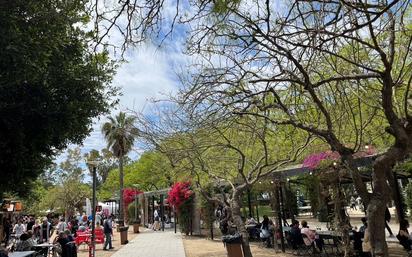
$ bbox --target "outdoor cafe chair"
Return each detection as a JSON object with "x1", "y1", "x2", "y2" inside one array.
[
  {"x1": 318, "y1": 233, "x2": 342, "y2": 257},
  {"x1": 292, "y1": 234, "x2": 314, "y2": 256}
]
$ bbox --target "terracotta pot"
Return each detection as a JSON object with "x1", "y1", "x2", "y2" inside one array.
[{"x1": 133, "y1": 223, "x2": 140, "y2": 233}]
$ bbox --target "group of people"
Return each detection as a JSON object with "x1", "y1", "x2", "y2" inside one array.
[
  {"x1": 245, "y1": 215, "x2": 277, "y2": 247},
  {"x1": 2, "y1": 216, "x2": 54, "y2": 247},
  {"x1": 245, "y1": 215, "x2": 325, "y2": 250},
  {"x1": 0, "y1": 212, "x2": 116, "y2": 257},
  {"x1": 286, "y1": 219, "x2": 324, "y2": 252}
]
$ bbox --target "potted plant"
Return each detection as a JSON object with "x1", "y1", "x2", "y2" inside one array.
[{"x1": 128, "y1": 203, "x2": 141, "y2": 233}]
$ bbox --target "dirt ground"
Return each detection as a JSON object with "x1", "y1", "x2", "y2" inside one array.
[
  {"x1": 77, "y1": 228, "x2": 139, "y2": 257},
  {"x1": 183, "y1": 236, "x2": 293, "y2": 257}
]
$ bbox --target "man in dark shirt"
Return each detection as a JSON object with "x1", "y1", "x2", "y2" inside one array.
[
  {"x1": 103, "y1": 216, "x2": 114, "y2": 251},
  {"x1": 26, "y1": 217, "x2": 35, "y2": 231},
  {"x1": 57, "y1": 232, "x2": 70, "y2": 257},
  {"x1": 40, "y1": 219, "x2": 51, "y2": 243},
  {"x1": 289, "y1": 220, "x2": 304, "y2": 249}
]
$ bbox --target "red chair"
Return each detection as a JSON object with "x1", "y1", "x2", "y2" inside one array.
[
  {"x1": 75, "y1": 231, "x2": 91, "y2": 246},
  {"x1": 94, "y1": 229, "x2": 105, "y2": 244}
]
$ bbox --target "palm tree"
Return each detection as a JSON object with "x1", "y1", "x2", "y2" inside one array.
[{"x1": 102, "y1": 112, "x2": 138, "y2": 226}]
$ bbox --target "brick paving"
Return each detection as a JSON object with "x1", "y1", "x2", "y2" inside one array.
[{"x1": 110, "y1": 229, "x2": 186, "y2": 257}]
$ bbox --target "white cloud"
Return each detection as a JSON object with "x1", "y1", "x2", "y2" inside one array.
[
  {"x1": 56, "y1": 1, "x2": 193, "y2": 164},
  {"x1": 57, "y1": 40, "x2": 186, "y2": 163}
]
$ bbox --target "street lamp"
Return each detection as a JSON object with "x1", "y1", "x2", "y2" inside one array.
[{"x1": 86, "y1": 160, "x2": 100, "y2": 257}]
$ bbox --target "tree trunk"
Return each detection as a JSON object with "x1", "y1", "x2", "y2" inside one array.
[
  {"x1": 386, "y1": 170, "x2": 405, "y2": 224},
  {"x1": 368, "y1": 154, "x2": 394, "y2": 257},
  {"x1": 367, "y1": 197, "x2": 388, "y2": 257},
  {"x1": 231, "y1": 192, "x2": 253, "y2": 257},
  {"x1": 119, "y1": 154, "x2": 125, "y2": 226},
  {"x1": 333, "y1": 183, "x2": 352, "y2": 257}
]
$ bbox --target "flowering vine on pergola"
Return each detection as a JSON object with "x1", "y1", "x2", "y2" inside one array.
[{"x1": 302, "y1": 146, "x2": 377, "y2": 171}]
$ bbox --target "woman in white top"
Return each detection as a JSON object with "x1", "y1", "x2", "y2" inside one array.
[{"x1": 13, "y1": 220, "x2": 26, "y2": 238}]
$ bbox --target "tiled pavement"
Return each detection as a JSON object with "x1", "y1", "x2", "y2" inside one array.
[{"x1": 110, "y1": 229, "x2": 186, "y2": 257}]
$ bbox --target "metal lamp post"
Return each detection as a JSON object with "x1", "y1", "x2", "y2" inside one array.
[{"x1": 87, "y1": 160, "x2": 100, "y2": 257}]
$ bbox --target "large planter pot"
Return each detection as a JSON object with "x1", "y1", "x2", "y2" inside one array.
[
  {"x1": 119, "y1": 226, "x2": 129, "y2": 245},
  {"x1": 133, "y1": 223, "x2": 140, "y2": 233}
]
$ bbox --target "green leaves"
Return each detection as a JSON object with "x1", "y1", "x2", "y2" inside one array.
[
  {"x1": 102, "y1": 112, "x2": 138, "y2": 158},
  {"x1": 212, "y1": 0, "x2": 241, "y2": 14},
  {"x1": 0, "y1": 0, "x2": 117, "y2": 196}
]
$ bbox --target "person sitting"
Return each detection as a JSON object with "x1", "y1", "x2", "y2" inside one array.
[
  {"x1": 26, "y1": 231, "x2": 36, "y2": 245},
  {"x1": 397, "y1": 219, "x2": 412, "y2": 251},
  {"x1": 245, "y1": 215, "x2": 258, "y2": 239},
  {"x1": 64, "y1": 230, "x2": 74, "y2": 242},
  {"x1": 288, "y1": 220, "x2": 304, "y2": 249},
  {"x1": 95, "y1": 222, "x2": 102, "y2": 230},
  {"x1": 353, "y1": 218, "x2": 367, "y2": 255},
  {"x1": 301, "y1": 220, "x2": 323, "y2": 252},
  {"x1": 246, "y1": 215, "x2": 257, "y2": 225},
  {"x1": 0, "y1": 246, "x2": 8, "y2": 257},
  {"x1": 79, "y1": 215, "x2": 88, "y2": 228},
  {"x1": 259, "y1": 216, "x2": 272, "y2": 248},
  {"x1": 359, "y1": 217, "x2": 367, "y2": 236},
  {"x1": 78, "y1": 225, "x2": 86, "y2": 232},
  {"x1": 15, "y1": 233, "x2": 34, "y2": 251}
]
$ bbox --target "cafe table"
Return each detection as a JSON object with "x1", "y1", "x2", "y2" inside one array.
[
  {"x1": 33, "y1": 243, "x2": 54, "y2": 256},
  {"x1": 9, "y1": 251, "x2": 36, "y2": 257}
]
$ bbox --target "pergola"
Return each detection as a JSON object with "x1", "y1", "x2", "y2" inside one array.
[
  {"x1": 249, "y1": 153, "x2": 410, "y2": 252},
  {"x1": 139, "y1": 188, "x2": 170, "y2": 231}
]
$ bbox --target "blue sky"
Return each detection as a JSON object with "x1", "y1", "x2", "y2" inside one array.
[
  {"x1": 55, "y1": 0, "x2": 287, "y2": 164},
  {"x1": 56, "y1": 15, "x2": 189, "y2": 164}
]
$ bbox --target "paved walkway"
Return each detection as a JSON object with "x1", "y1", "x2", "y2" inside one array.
[{"x1": 111, "y1": 229, "x2": 186, "y2": 257}]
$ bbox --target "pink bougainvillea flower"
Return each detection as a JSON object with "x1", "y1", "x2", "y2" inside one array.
[
  {"x1": 302, "y1": 147, "x2": 376, "y2": 170},
  {"x1": 167, "y1": 181, "x2": 194, "y2": 211},
  {"x1": 123, "y1": 188, "x2": 143, "y2": 207}
]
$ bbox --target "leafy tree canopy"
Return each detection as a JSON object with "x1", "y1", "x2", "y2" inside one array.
[
  {"x1": 0, "y1": 0, "x2": 117, "y2": 196},
  {"x1": 99, "y1": 151, "x2": 176, "y2": 199}
]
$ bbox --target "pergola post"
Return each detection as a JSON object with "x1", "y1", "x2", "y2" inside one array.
[
  {"x1": 256, "y1": 200, "x2": 260, "y2": 223},
  {"x1": 160, "y1": 194, "x2": 165, "y2": 231},
  {"x1": 247, "y1": 188, "x2": 253, "y2": 218},
  {"x1": 392, "y1": 171, "x2": 405, "y2": 222},
  {"x1": 279, "y1": 184, "x2": 288, "y2": 226},
  {"x1": 275, "y1": 183, "x2": 285, "y2": 252},
  {"x1": 174, "y1": 207, "x2": 177, "y2": 233},
  {"x1": 151, "y1": 196, "x2": 155, "y2": 224}
]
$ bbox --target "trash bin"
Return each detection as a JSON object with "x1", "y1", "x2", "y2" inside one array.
[
  {"x1": 119, "y1": 226, "x2": 129, "y2": 245},
  {"x1": 222, "y1": 233, "x2": 243, "y2": 257}
]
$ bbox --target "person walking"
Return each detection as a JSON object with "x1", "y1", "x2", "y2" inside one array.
[
  {"x1": 103, "y1": 216, "x2": 114, "y2": 251},
  {"x1": 153, "y1": 208, "x2": 160, "y2": 231}
]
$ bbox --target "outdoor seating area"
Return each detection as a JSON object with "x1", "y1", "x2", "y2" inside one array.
[
  {"x1": 0, "y1": 210, "x2": 118, "y2": 257},
  {"x1": 3, "y1": 1, "x2": 412, "y2": 257}
]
